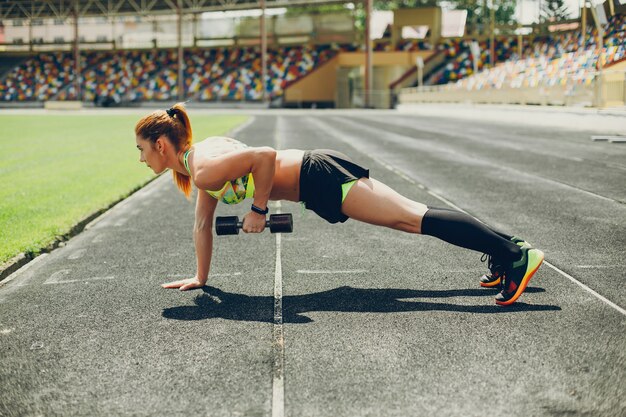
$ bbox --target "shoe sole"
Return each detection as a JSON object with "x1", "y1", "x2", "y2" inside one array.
[
  {"x1": 480, "y1": 277, "x2": 501, "y2": 288},
  {"x1": 495, "y1": 249, "x2": 545, "y2": 306}
]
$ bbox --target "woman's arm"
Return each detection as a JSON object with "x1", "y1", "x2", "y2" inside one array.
[
  {"x1": 162, "y1": 188, "x2": 218, "y2": 290},
  {"x1": 193, "y1": 146, "x2": 277, "y2": 233},
  {"x1": 193, "y1": 146, "x2": 276, "y2": 205}
]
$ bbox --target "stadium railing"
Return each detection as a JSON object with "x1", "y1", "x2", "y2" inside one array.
[{"x1": 398, "y1": 69, "x2": 625, "y2": 108}]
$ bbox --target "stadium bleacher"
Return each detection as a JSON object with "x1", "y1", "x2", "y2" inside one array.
[
  {"x1": 436, "y1": 13, "x2": 625, "y2": 91},
  {"x1": 0, "y1": 44, "x2": 342, "y2": 103},
  {"x1": 0, "y1": 12, "x2": 623, "y2": 103}
]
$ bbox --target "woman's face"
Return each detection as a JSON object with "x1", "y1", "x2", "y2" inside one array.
[{"x1": 136, "y1": 136, "x2": 167, "y2": 174}]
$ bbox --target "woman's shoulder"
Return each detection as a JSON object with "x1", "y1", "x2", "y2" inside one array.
[
  {"x1": 197, "y1": 136, "x2": 247, "y2": 147},
  {"x1": 194, "y1": 136, "x2": 247, "y2": 157}
]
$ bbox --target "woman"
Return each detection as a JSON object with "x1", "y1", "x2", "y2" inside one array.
[{"x1": 135, "y1": 103, "x2": 544, "y2": 306}]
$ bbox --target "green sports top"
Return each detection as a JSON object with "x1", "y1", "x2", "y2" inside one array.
[{"x1": 183, "y1": 148, "x2": 255, "y2": 205}]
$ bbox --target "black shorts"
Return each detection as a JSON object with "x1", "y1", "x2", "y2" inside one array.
[{"x1": 299, "y1": 149, "x2": 370, "y2": 224}]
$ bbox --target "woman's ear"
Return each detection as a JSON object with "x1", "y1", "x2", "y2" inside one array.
[{"x1": 155, "y1": 136, "x2": 166, "y2": 155}]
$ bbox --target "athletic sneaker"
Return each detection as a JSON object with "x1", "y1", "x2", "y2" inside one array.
[
  {"x1": 479, "y1": 254, "x2": 506, "y2": 288},
  {"x1": 479, "y1": 237, "x2": 530, "y2": 287},
  {"x1": 495, "y1": 247, "x2": 545, "y2": 306}
]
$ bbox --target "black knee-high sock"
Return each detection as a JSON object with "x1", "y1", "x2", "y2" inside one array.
[
  {"x1": 428, "y1": 206, "x2": 513, "y2": 241},
  {"x1": 421, "y1": 207, "x2": 521, "y2": 263}
]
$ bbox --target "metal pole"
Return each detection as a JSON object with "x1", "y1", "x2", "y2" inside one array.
[
  {"x1": 518, "y1": 0, "x2": 523, "y2": 57},
  {"x1": 73, "y1": 5, "x2": 81, "y2": 101},
  {"x1": 177, "y1": 0, "x2": 184, "y2": 101},
  {"x1": 111, "y1": 16, "x2": 116, "y2": 50},
  {"x1": 581, "y1": 0, "x2": 587, "y2": 48},
  {"x1": 261, "y1": 0, "x2": 267, "y2": 103},
  {"x1": 589, "y1": 4, "x2": 604, "y2": 106},
  {"x1": 365, "y1": 0, "x2": 372, "y2": 108},
  {"x1": 490, "y1": 0, "x2": 495, "y2": 68},
  {"x1": 153, "y1": 17, "x2": 158, "y2": 48},
  {"x1": 28, "y1": 18, "x2": 33, "y2": 52},
  {"x1": 483, "y1": 0, "x2": 488, "y2": 35},
  {"x1": 193, "y1": 13, "x2": 198, "y2": 48}
]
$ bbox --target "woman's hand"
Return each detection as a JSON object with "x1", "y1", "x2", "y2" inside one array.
[
  {"x1": 161, "y1": 276, "x2": 206, "y2": 291},
  {"x1": 242, "y1": 211, "x2": 267, "y2": 233}
]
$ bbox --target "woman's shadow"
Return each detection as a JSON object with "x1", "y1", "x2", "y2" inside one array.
[{"x1": 162, "y1": 285, "x2": 560, "y2": 324}]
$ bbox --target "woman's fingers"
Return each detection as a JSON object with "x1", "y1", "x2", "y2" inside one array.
[
  {"x1": 162, "y1": 278, "x2": 203, "y2": 291},
  {"x1": 162, "y1": 278, "x2": 192, "y2": 289},
  {"x1": 161, "y1": 280, "x2": 184, "y2": 288}
]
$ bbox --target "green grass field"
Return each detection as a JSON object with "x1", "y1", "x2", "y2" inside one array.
[{"x1": 0, "y1": 113, "x2": 248, "y2": 265}]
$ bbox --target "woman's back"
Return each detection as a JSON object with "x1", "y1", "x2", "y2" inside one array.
[{"x1": 193, "y1": 136, "x2": 247, "y2": 159}]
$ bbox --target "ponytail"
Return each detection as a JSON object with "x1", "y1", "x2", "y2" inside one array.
[
  {"x1": 135, "y1": 102, "x2": 193, "y2": 198},
  {"x1": 167, "y1": 103, "x2": 193, "y2": 198}
]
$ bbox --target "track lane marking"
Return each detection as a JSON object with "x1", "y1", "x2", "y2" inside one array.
[
  {"x1": 272, "y1": 118, "x2": 285, "y2": 417},
  {"x1": 165, "y1": 272, "x2": 242, "y2": 279},
  {"x1": 544, "y1": 261, "x2": 626, "y2": 316},
  {"x1": 309, "y1": 116, "x2": 626, "y2": 318},
  {"x1": 296, "y1": 269, "x2": 367, "y2": 274},
  {"x1": 272, "y1": 224, "x2": 285, "y2": 417},
  {"x1": 44, "y1": 276, "x2": 116, "y2": 285},
  {"x1": 334, "y1": 116, "x2": 622, "y2": 205},
  {"x1": 44, "y1": 269, "x2": 116, "y2": 285},
  {"x1": 68, "y1": 249, "x2": 87, "y2": 260}
]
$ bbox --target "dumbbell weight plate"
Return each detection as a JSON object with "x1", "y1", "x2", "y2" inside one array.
[
  {"x1": 269, "y1": 213, "x2": 293, "y2": 233},
  {"x1": 215, "y1": 216, "x2": 240, "y2": 235}
]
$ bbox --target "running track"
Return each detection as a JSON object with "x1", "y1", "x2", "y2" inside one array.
[{"x1": 1, "y1": 106, "x2": 625, "y2": 416}]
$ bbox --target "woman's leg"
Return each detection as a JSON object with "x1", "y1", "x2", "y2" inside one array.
[
  {"x1": 425, "y1": 205, "x2": 514, "y2": 241},
  {"x1": 340, "y1": 177, "x2": 428, "y2": 234},
  {"x1": 341, "y1": 177, "x2": 521, "y2": 263}
]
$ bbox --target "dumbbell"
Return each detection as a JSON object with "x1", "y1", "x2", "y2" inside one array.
[{"x1": 215, "y1": 213, "x2": 293, "y2": 236}]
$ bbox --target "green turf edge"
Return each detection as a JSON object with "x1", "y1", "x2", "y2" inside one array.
[
  {"x1": 0, "y1": 114, "x2": 252, "y2": 284},
  {"x1": 0, "y1": 173, "x2": 164, "y2": 283}
]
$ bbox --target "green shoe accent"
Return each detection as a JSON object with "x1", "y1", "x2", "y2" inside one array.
[
  {"x1": 511, "y1": 236, "x2": 531, "y2": 248},
  {"x1": 495, "y1": 247, "x2": 544, "y2": 305}
]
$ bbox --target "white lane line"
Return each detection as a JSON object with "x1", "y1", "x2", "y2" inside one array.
[
  {"x1": 591, "y1": 135, "x2": 626, "y2": 142},
  {"x1": 44, "y1": 269, "x2": 71, "y2": 285},
  {"x1": 333, "y1": 116, "x2": 619, "y2": 205},
  {"x1": 296, "y1": 270, "x2": 368, "y2": 274},
  {"x1": 272, "y1": 201, "x2": 285, "y2": 417},
  {"x1": 92, "y1": 234, "x2": 105, "y2": 243},
  {"x1": 166, "y1": 272, "x2": 242, "y2": 279},
  {"x1": 545, "y1": 261, "x2": 626, "y2": 316},
  {"x1": 44, "y1": 269, "x2": 116, "y2": 285},
  {"x1": 307, "y1": 117, "x2": 470, "y2": 215},
  {"x1": 68, "y1": 249, "x2": 87, "y2": 260},
  {"x1": 272, "y1": 120, "x2": 285, "y2": 417},
  {"x1": 310, "y1": 117, "x2": 626, "y2": 318},
  {"x1": 576, "y1": 265, "x2": 626, "y2": 269},
  {"x1": 44, "y1": 276, "x2": 116, "y2": 285}
]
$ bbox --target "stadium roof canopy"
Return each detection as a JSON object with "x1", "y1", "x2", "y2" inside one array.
[{"x1": 0, "y1": 0, "x2": 352, "y2": 20}]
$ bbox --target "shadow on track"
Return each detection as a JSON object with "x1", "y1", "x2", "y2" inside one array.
[{"x1": 162, "y1": 285, "x2": 560, "y2": 324}]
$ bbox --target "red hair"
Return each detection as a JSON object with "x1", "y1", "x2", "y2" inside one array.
[{"x1": 135, "y1": 103, "x2": 193, "y2": 198}]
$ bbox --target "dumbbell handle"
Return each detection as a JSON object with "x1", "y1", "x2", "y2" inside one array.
[
  {"x1": 234, "y1": 220, "x2": 272, "y2": 228},
  {"x1": 215, "y1": 213, "x2": 293, "y2": 235}
]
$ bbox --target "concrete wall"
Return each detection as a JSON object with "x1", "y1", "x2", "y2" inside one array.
[
  {"x1": 337, "y1": 51, "x2": 433, "y2": 67},
  {"x1": 284, "y1": 56, "x2": 338, "y2": 104},
  {"x1": 283, "y1": 50, "x2": 436, "y2": 107}
]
